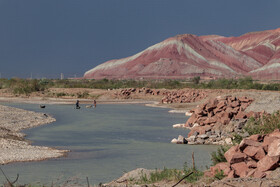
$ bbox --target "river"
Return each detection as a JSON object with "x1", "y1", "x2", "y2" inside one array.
[{"x1": 0, "y1": 103, "x2": 217, "y2": 185}]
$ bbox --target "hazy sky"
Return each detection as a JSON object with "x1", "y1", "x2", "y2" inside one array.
[{"x1": 0, "y1": 0, "x2": 279, "y2": 78}]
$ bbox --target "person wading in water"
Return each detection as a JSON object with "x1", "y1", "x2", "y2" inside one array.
[
  {"x1": 93, "y1": 100, "x2": 97, "y2": 108},
  {"x1": 76, "y1": 100, "x2": 80, "y2": 109}
]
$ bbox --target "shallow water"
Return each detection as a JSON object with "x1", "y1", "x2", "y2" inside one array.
[{"x1": 0, "y1": 103, "x2": 217, "y2": 185}]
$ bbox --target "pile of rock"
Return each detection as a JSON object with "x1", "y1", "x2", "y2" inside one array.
[
  {"x1": 205, "y1": 129, "x2": 280, "y2": 178},
  {"x1": 184, "y1": 96, "x2": 258, "y2": 144},
  {"x1": 161, "y1": 90, "x2": 207, "y2": 104},
  {"x1": 114, "y1": 88, "x2": 162, "y2": 99}
]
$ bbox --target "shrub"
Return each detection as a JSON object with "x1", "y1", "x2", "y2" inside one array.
[
  {"x1": 211, "y1": 146, "x2": 231, "y2": 165},
  {"x1": 244, "y1": 112, "x2": 280, "y2": 135},
  {"x1": 214, "y1": 170, "x2": 225, "y2": 180}
]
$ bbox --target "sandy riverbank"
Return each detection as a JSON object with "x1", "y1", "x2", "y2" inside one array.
[{"x1": 0, "y1": 104, "x2": 68, "y2": 165}]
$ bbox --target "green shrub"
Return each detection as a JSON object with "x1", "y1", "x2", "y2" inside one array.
[
  {"x1": 56, "y1": 92, "x2": 67, "y2": 97},
  {"x1": 214, "y1": 170, "x2": 225, "y2": 180},
  {"x1": 182, "y1": 162, "x2": 204, "y2": 183},
  {"x1": 232, "y1": 133, "x2": 243, "y2": 144},
  {"x1": 211, "y1": 146, "x2": 231, "y2": 165},
  {"x1": 244, "y1": 112, "x2": 280, "y2": 135},
  {"x1": 77, "y1": 91, "x2": 89, "y2": 98}
]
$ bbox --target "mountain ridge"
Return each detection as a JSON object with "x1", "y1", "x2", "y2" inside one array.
[{"x1": 84, "y1": 28, "x2": 280, "y2": 80}]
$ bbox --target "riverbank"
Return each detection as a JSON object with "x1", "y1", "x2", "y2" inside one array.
[{"x1": 0, "y1": 104, "x2": 68, "y2": 164}]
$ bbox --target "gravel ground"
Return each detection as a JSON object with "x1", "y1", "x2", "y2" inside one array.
[{"x1": 0, "y1": 105, "x2": 67, "y2": 165}]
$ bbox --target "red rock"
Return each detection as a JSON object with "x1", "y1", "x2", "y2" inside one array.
[
  {"x1": 267, "y1": 139, "x2": 280, "y2": 157},
  {"x1": 224, "y1": 145, "x2": 239, "y2": 163},
  {"x1": 239, "y1": 139, "x2": 262, "y2": 151},
  {"x1": 254, "y1": 170, "x2": 266, "y2": 178},
  {"x1": 230, "y1": 100, "x2": 240, "y2": 108},
  {"x1": 248, "y1": 134, "x2": 262, "y2": 142},
  {"x1": 269, "y1": 129, "x2": 280, "y2": 139},
  {"x1": 246, "y1": 160, "x2": 257, "y2": 168},
  {"x1": 262, "y1": 136, "x2": 279, "y2": 153},
  {"x1": 235, "y1": 111, "x2": 247, "y2": 119},
  {"x1": 220, "y1": 116, "x2": 230, "y2": 125},
  {"x1": 217, "y1": 100, "x2": 227, "y2": 109},
  {"x1": 254, "y1": 147, "x2": 266, "y2": 161},
  {"x1": 239, "y1": 96, "x2": 252, "y2": 103},
  {"x1": 240, "y1": 103, "x2": 250, "y2": 111},
  {"x1": 231, "y1": 162, "x2": 249, "y2": 177},
  {"x1": 225, "y1": 151, "x2": 246, "y2": 164},
  {"x1": 210, "y1": 162, "x2": 231, "y2": 176},
  {"x1": 246, "y1": 169, "x2": 256, "y2": 177},
  {"x1": 257, "y1": 155, "x2": 280, "y2": 172},
  {"x1": 227, "y1": 170, "x2": 235, "y2": 178}
]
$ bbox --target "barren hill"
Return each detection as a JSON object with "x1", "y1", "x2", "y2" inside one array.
[{"x1": 84, "y1": 28, "x2": 280, "y2": 80}]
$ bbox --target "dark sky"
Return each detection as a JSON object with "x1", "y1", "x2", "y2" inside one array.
[{"x1": 0, "y1": 0, "x2": 279, "y2": 78}]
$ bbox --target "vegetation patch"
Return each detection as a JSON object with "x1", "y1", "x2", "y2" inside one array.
[{"x1": 244, "y1": 111, "x2": 280, "y2": 135}]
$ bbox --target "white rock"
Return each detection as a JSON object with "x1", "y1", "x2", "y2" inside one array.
[
  {"x1": 171, "y1": 138, "x2": 178, "y2": 143},
  {"x1": 185, "y1": 111, "x2": 193, "y2": 116},
  {"x1": 172, "y1": 123, "x2": 185, "y2": 128},
  {"x1": 225, "y1": 138, "x2": 233, "y2": 145}
]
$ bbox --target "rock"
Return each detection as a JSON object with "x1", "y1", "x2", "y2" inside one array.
[
  {"x1": 172, "y1": 123, "x2": 185, "y2": 128},
  {"x1": 210, "y1": 162, "x2": 231, "y2": 176},
  {"x1": 239, "y1": 139, "x2": 262, "y2": 151},
  {"x1": 225, "y1": 138, "x2": 233, "y2": 145},
  {"x1": 197, "y1": 134, "x2": 208, "y2": 139},
  {"x1": 262, "y1": 136, "x2": 279, "y2": 152},
  {"x1": 257, "y1": 155, "x2": 280, "y2": 172},
  {"x1": 185, "y1": 111, "x2": 193, "y2": 116},
  {"x1": 243, "y1": 146, "x2": 266, "y2": 161},
  {"x1": 246, "y1": 160, "x2": 257, "y2": 168},
  {"x1": 254, "y1": 170, "x2": 266, "y2": 178},
  {"x1": 235, "y1": 111, "x2": 247, "y2": 119},
  {"x1": 196, "y1": 138, "x2": 205, "y2": 144},
  {"x1": 171, "y1": 138, "x2": 178, "y2": 144},
  {"x1": 267, "y1": 139, "x2": 280, "y2": 157},
  {"x1": 177, "y1": 135, "x2": 188, "y2": 144},
  {"x1": 227, "y1": 170, "x2": 235, "y2": 178},
  {"x1": 269, "y1": 129, "x2": 280, "y2": 139},
  {"x1": 246, "y1": 169, "x2": 256, "y2": 177},
  {"x1": 248, "y1": 134, "x2": 263, "y2": 142},
  {"x1": 224, "y1": 146, "x2": 246, "y2": 164},
  {"x1": 187, "y1": 135, "x2": 196, "y2": 142},
  {"x1": 231, "y1": 162, "x2": 249, "y2": 177}
]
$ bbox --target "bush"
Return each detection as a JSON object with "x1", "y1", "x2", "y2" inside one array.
[
  {"x1": 211, "y1": 146, "x2": 231, "y2": 165},
  {"x1": 214, "y1": 170, "x2": 225, "y2": 180},
  {"x1": 244, "y1": 112, "x2": 280, "y2": 135}
]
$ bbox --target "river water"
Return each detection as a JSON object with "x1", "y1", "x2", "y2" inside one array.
[{"x1": 0, "y1": 103, "x2": 218, "y2": 185}]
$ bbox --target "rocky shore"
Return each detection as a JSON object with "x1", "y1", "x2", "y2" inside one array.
[{"x1": 0, "y1": 104, "x2": 67, "y2": 164}]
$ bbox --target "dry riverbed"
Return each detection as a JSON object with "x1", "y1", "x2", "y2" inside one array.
[{"x1": 0, "y1": 105, "x2": 67, "y2": 164}]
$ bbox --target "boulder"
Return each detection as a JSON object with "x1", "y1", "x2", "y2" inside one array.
[
  {"x1": 210, "y1": 162, "x2": 231, "y2": 176},
  {"x1": 269, "y1": 129, "x2": 280, "y2": 139},
  {"x1": 262, "y1": 136, "x2": 278, "y2": 152},
  {"x1": 225, "y1": 138, "x2": 233, "y2": 145},
  {"x1": 231, "y1": 162, "x2": 249, "y2": 177},
  {"x1": 235, "y1": 111, "x2": 247, "y2": 119},
  {"x1": 239, "y1": 139, "x2": 262, "y2": 151},
  {"x1": 254, "y1": 170, "x2": 266, "y2": 178},
  {"x1": 257, "y1": 155, "x2": 280, "y2": 172},
  {"x1": 267, "y1": 139, "x2": 280, "y2": 157},
  {"x1": 243, "y1": 146, "x2": 266, "y2": 161},
  {"x1": 248, "y1": 134, "x2": 263, "y2": 142},
  {"x1": 225, "y1": 146, "x2": 246, "y2": 164},
  {"x1": 246, "y1": 160, "x2": 257, "y2": 168},
  {"x1": 227, "y1": 170, "x2": 235, "y2": 178}
]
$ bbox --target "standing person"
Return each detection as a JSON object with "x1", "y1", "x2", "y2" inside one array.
[
  {"x1": 93, "y1": 100, "x2": 97, "y2": 108},
  {"x1": 76, "y1": 100, "x2": 80, "y2": 109}
]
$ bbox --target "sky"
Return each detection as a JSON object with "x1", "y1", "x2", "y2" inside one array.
[{"x1": 0, "y1": 0, "x2": 279, "y2": 79}]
